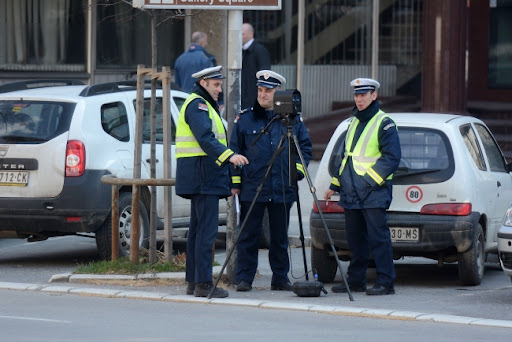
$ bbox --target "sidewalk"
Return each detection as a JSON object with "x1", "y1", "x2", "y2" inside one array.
[{"x1": 1, "y1": 245, "x2": 511, "y2": 329}]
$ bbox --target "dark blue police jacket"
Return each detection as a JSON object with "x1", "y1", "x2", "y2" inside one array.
[
  {"x1": 175, "y1": 86, "x2": 232, "y2": 199},
  {"x1": 230, "y1": 102, "x2": 312, "y2": 203},
  {"x1": 330, "y1": 101, "x2": 401, "y2": 209}
]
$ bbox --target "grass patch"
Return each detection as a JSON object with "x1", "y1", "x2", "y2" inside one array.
[{"x1": 74, "y1": 252, "x2": 187, "y2": 275}]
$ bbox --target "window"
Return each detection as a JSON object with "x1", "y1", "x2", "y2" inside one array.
[
  {"x1": 327, "y1": 125, "x2": 454, "y2": 185},
  {"x1": 101, "y1": 102, "x2": 129, "y2": 142},
  {"x1": 0, "y1": 1, "x2": 86, "y2": 71},
  {"x1": 96, "y1": 1, "x2": 183, "y2": 69},
  {"x1": 475, "y1": 123, "x2": 507, "y2": 172},
  {"x1": 460, "y1": 124, "x2": 486, "y2": 171},
  {"x1": 135, "y1": 98, "x2": 176, "y2": 144},
  {"x1": 0, "y1": 100, "x2": 75, "y2": 143},
  {"x1": 489, "y1": 0, "x2": 512, "y2": 88}
]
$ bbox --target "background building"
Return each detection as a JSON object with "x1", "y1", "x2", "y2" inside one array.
[{"x1": 1, "y1": 0, "x2": 511, "y2": 157}]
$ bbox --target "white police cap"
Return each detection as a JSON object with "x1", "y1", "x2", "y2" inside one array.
[
  {"x1": 350, "y1": 78, "x2": 380, "y2": 94},
  {"x1": 256, "y1": 70, "x2": 286, "y2": 89},
  {"x1": 192, "y1": 65, "x2": 225, "y2": 80}
]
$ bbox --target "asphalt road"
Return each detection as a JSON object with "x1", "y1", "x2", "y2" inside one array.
[{"x1": 1, "y1": 289, "x2": 510, "y2": 342}]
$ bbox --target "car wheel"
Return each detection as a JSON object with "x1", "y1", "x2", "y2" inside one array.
[
  {"x1": 311, "y1": 244, "x2": 337, "y2": 283},
  {"x1": 258, "y1": 208, "x2": 270, "y2": 249},
  {"x1": 95, "y1": 192, "x2": 150, "y2": 260},
  {"x1": 457, "y1": 223, "x2": 485, "y2": 286}
]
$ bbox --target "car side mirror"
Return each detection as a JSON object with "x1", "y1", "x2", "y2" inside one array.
[{"x1": 507, "y1": 162, "x2": 512, "y2": 173}]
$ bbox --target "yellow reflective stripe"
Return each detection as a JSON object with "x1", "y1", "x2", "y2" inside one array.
[
  {"x1": 296, "y1": 163, "x2": 305, "y2": 175},
  {"x1": 218, "y1": 149, "x2": 233, "y2": 163},
  {"x1": 176, "y1": 147, "x2": 207, "y2": 155},
  {"x1": 331, "y1": 176, "x2": 340, "y2": 187},
  {"x1": 232, "y1": 176, "x2": 241, "y2": 184},
  {"x1": 176, "y1": 136, "x2": 197, "y2": 142},
  {"x1": 367, "y1": 167, "x2": 384, "y2": 185}
]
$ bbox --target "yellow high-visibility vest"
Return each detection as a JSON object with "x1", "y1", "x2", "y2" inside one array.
[
  {"x1": 176, "y1": 94, "x2": 227, "y2": 159},
  {"x1": 339, "y1": 110, "x2": 393, "y2": 186}
]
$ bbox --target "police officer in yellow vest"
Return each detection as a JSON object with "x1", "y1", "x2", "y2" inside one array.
[
  {"x1": 324, "y1": 78, "x2": 401, "y2": 296},
  {"x1": 176, "y1": 66, "x2": 248, "y2": 298}
]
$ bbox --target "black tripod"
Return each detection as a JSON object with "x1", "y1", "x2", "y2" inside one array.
[{"x1": 209, "y1": 114, "x2": 354, "y2": 301}]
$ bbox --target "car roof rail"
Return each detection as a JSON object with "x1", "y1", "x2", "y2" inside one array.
[
  {"x1": 0, "y1": 79, "x2": 85, "y2": 94},
  {"x1": 79, "y1": 80, "x2": 182, "y2": 97}
]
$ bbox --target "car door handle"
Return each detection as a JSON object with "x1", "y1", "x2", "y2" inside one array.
[
  {"x1": 146, "y1": 159, "x2": 159, "y2": 163},
  {"x1": 497, "y1": 180, "x2": 501, "y2": 187}
]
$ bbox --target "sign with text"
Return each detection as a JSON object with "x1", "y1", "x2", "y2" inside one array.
[{"x1": 133, "y1": 0, "x2": 281, "y2": 10}]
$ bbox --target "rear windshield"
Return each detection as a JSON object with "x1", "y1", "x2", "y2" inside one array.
[
  {"x1": 327, "y1": 127, "x2": 454, "y2": 185},
  {"x1": 0, "y1": 100, "x2": 76, "y2": 143}
]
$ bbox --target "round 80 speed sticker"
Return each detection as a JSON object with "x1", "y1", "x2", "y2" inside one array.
[{"x1": 406, "y1": 186, "x2": 423, "y2": 203}]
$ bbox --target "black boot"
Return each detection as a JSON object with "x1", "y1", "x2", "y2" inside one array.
[{"x1": 194, "y1": 282, "x2": 229, "y2": 298}]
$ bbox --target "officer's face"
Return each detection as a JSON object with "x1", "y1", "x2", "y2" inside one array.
[
  {"x1": 354, "y1": 90, "x2": 377, "y2": 111},
  {"x1": 257, "y1": 86, "x2": 277, "y2": 110},
  {"x1": 201, "y1": 79, "x2": 223, "y2": 102}
]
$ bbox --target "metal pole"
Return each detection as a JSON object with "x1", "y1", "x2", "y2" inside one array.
[
  {"x1": 371, "y1": 0, "x2": 379, "y2": 79},
  {"x1": 86, "y1": 0, "x2": 96, "y2": 84},
  {"x1": 297, "y1": 0, "x2": 305, "y2": 91},
  {"x1": 225, "y1": 10, "x2": 243, "y2": 283}
]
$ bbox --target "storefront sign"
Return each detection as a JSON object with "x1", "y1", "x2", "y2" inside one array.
[{"x1": 133, "y1": 0, "x2": 281, "y2": 10}]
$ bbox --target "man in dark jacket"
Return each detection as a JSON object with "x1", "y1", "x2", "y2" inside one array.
[
  {"x1": 230, "y1": 70, "x2": 312, "y2": 292},
  {"x1": 175, "y1": 65, "x2": 248, "y2": 298},
  {"x1": 324, "y1": 78, "x2": 401, "y2": 296},
  {"x1": 174, "y1": 32, "x2": 213, "y2": 93},
  {"x1": 241, "y1": 23, "x2": 271, "y2": 110}
]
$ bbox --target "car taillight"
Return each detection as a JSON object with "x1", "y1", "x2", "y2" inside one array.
[
  {"x1": 66, "y1": 140, "x2": 85, "y2": 177},
  {"x1": 420, "y1": 203, "x2": 472, "y2": 216},
  {"x1": 313, "y1": 200, "x2": 345, "y2": 213}
]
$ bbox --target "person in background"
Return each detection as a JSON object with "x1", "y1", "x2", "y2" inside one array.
[
  {"x1": 241, "y1": 23, "x2": 271, "y2": 110},
  {"x1": 175, "y1": 66, "x2": 248, "y2": 298},
  {"x1": 324, "y1": 78, "x2": 401, "y2": 296},
  {"x1": 230, "y1": 70, "x2": 312, "y2": 292},
  {"x1": 174, "y1": 31, "x2": 213, "y2": 93}
]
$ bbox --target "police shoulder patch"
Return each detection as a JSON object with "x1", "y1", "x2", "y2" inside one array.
[{"x1": 198, "y1": 102, "x2": 208, "y2": 112}]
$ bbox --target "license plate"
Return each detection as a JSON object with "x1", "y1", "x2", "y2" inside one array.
[
  {"x1": 390, "y1": 227, "x2": 419, "y2": 242},
  {"x1": 0, "y1": 171, "x2": 29, "y2": 186}
]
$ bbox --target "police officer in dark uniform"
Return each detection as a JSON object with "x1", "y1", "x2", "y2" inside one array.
[
  {"x1": 230, "y1": 70, "x2": 312, "y2": 292},
  {"x1": 175, "y1": 66, "x2": 248, "y2": 298},
  {"x1": 324, "y1": 78, "x2": 401, "y2": 296}
]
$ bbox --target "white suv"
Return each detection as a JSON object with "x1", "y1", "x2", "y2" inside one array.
[
  {"x1": 0, "y1": 79, "x2": 226, "y2": 259},
  {"x1": 311, "y1": 113, "x2": 512, "y2": 286}
]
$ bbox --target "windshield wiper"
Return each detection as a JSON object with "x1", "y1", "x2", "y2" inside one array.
[
  {"x1": 0, "y1": 135, "x2": 49, "y2": 143},
  {"x1": 394, "y1": 168, "x2": 442, "y2": 177}
]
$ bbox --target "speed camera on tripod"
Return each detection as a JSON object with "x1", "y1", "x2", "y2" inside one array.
[{"x1": 274, "y1": 89, "x2": 302, "y2": 116}]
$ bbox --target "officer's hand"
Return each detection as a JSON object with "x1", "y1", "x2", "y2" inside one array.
[
  {"x1": 229, "y1": 154, "x2": 249, "y2": 166},
  {"x1": 324, "y1": 189, "x2": 335, "y2": 201},
  {"x1": 231, "y1": 188, "x2": 240, "y2": 197}
]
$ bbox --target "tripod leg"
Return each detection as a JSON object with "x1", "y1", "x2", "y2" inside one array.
[
  {"x1": 291, "y1": 134, "x2": 354, "y2": 301},
  {"x1": 294, "y1": 184, "x2": 309, "y2": 281}
]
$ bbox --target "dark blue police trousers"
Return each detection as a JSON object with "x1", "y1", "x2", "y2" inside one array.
[
  {"x1": 185, "y1": 194, "x2": 219, "y2": 284},
  {"x1": 345, "y1": 207, "x2": 396, "y2": 288},
  {"x1": 236, "y1": 201, "x2": 292, "y2": 286}
]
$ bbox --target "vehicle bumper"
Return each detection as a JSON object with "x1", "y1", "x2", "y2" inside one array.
[
  {"x1": 498, "y1": 225, "x2": 512, "y2": 277},
  {"x1": 310, "y1": 211, "x2": 479, "y2": 254},
  {"x1": 0, "y1": 170, "x2": 111, "y2": 236}
]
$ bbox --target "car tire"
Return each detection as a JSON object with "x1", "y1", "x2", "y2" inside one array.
[
  {"x1": 95, "y1": 192, "x2": 150, "y2": 260},
  {"x1": 311, "y1": 244, "x2": 337, "y2": 283},
  {"x1": 457, "y1": 223, "x2": 485, "y2": 286},
  {"x1": 258, "y1": 208, "x2": 270, "y2": 249}
]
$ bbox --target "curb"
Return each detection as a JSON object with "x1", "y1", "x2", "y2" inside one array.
[{"x1": 1, "y1": 280, "x2": 511, "y2": 329}]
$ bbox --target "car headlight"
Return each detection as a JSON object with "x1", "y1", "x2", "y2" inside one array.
[{"x1": 502, "y1": 205, "x2": 512, "y2": 227}]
